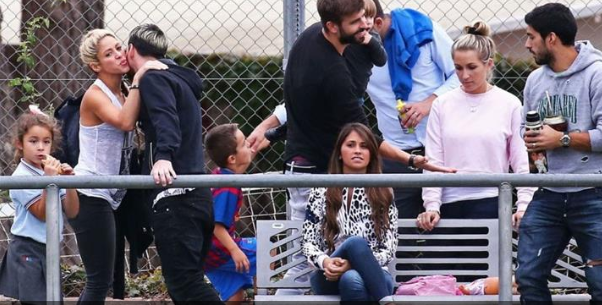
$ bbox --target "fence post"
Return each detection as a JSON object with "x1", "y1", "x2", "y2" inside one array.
[
  {"x1": 498, "y1": 182, "x2": 513, "y2": 302},
  {"x1": 283, "y1": 0, "x2": 305, "y2": 69},
  {"x1": 45, "y1": 184, "x2": 61, "y2": 301}
]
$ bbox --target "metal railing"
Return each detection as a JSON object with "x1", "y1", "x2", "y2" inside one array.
[{"x1": 3, "y1": 173, "x2": 602, "y2": 301}]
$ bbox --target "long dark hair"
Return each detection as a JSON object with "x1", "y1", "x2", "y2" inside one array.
[{"x1": 323, "y1": 123, "x2": 393, "y2": 251}]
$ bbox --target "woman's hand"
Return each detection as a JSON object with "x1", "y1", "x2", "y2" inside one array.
[
  {"x1": 323, "y1": 257, "x2": 350, "y2": 281},
  {"x1": 416, "y1": 157, "x2": 457, "y2": 173},
  {"x1": 132, "y1": 60, "x2": 168, "y2": 84},
  {"x1": 512, "y1": 210, "x2": 525, "y2": 231},
  {"x1": 416, "y1": 211, "x2": 440, "y2": 231}
]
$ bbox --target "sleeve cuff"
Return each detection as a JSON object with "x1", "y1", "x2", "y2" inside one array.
[
  {"x1": 424, "y1": 201, "x2": 441, "y2": 213},
  {"x1": 155, "y1": 150, "x2": 173, "y2": 162},
  {"x1": 588, "y1": 129, "x2": 602, "y2": 152},
  {"x1": 516, "y1": 200, "x2": 529, "y2": 212},
  {"x1": 273, "y1": 104, "x2": 287, "y2": 125},
  {"x1": 367, "y1": 36, "x2": 380, "y2": 49},
  {"x1": 317, "y1": 254, "x2": 329, "y2": 270}
]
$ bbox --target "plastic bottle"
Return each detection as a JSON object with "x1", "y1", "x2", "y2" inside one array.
[{"x1": 396, "y1": 99, "x2": 414, "y2": 134}]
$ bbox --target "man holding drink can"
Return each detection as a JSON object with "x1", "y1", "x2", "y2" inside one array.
[{"x1": 517, "y1": 3, "x2": 602, "y2": 303}]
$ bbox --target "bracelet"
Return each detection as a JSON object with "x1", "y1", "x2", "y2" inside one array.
[
  {"x1": 426, "y1": 209, "x2": 440, "y2": 215},
  {"x1": 408, "y1": 154, "x2": 417, "y2": 170},
  {"x1": 129, "y1": 84, "x2": 140, "y2": 90}
]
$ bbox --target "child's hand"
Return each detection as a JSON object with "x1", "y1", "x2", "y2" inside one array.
[
  {"x1": 60, "y1": 163, "x2": 75, "y2": 175},
  {"x1": 232, "y1": 248, "x2": 250, "y2": 273},
  {"x1": 361, "y1": 31, "x2": 373, "y2": 45},
  {"x1": 42, "y1": 155, "x2": 62, "y2": 176}
]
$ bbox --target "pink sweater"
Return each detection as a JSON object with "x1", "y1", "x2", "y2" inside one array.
[{"x1": 423, "y1": 86, "x2": 535, "y2": 212}]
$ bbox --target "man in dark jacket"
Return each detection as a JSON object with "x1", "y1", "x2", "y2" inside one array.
[{"x1": 126, "y1": 24, "x2": 222, "y2": 303}]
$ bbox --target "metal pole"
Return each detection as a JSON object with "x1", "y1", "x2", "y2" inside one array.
[
  {"x1": 498, "y1": 183, "x2": 513, "y2": 302},
  {"x1": 4, "y1": 173, "x2": 602, "y2": 189},
  {"x1": 283, "y1": 0, "x2": 305, "y2": 70},
  {"x1": 45, "y1": 184, "x2": 61, "y2": 301}
]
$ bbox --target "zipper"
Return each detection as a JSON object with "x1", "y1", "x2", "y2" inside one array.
[{"x1": 149, "y1": 141, "x2": 154, "y2": 169}]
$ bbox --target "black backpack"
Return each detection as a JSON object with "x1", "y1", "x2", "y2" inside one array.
[{"x1": 53, "y1": 94, "x2": 83, "y2": 167}]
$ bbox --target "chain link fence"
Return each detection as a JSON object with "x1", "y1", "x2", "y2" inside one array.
[{"x1": 1, "y1": 0, "x2": 601, "y2": 298}]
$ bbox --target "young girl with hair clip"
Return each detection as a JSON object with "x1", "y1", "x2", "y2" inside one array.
[
  {"x1": 0, "y1": 107, "x2": 79, "y2": 304},
  {"x1": 302, "y1": 122, "x2": 398, "y2": 302}
]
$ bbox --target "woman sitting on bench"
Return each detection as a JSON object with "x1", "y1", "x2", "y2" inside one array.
[{"x1": 302, "y1": 123, "x2": 398, "y2": 303}]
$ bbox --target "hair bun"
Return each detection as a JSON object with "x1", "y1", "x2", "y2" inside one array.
[
  {"x1": 463, "y1": 20, "x2": 491, "y2": 37},
  {"x1": 466, "y1": 26, "x2": 478, "y2": 35}
]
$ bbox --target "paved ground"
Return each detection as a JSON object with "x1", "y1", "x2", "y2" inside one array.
[{"x1": 0, "y1": 296, "x2": 173, "y2": 304}]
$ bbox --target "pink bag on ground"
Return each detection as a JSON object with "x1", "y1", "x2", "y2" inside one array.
[{"x1": 395, "y1": 275, "x2": 463, "y2": 296}]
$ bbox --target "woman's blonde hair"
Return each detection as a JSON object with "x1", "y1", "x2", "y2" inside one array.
[
  {"x1": 79, "y1": 29, "x2": 117, "y2": 66},
  {"x1": 452, "y1": 20, "x2": 496, "y2": 81},
  {"x1": 452, "y1": 20, "x2": 496, "y2": 63}
]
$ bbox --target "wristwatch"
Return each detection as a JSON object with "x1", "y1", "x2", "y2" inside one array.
[
  {"x1": 408, "y1": 154, "x2": 418, "y2": 171},
  {"x1": 560, "y1": 131, "x2": 571, "y2": 148}
]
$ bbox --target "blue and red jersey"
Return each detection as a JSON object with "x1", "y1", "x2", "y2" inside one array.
[{"x1": 205, "y1": 168, "x2": 244, "y2": 270}]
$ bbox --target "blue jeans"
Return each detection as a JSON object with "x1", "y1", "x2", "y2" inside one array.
[
  {"x1": 152, "y1": 188, "x2": 223, "y2": 304},
  {"x1": 517, "y1": 188, "x2": 602, "y2": 304},
  {"x1": 310, "y1": 236, "x2": 394, "y2": 303}
]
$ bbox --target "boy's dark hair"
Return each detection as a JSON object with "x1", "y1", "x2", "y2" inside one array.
[
  {"x1": 205, "y1": 124, "x2": 238, "y2": 168},
  {"x1": 128, "y1": 24, "x2": 168, "y2": 58},
  {"x1": 525, "y1": 3, "x2": 577, "y2": 46},
  {"x1": 372, "y1": 0, "x2": 385, "y2": 18},
  {"x1": 317, "y1": 0, "x2": 364, "y2": 29}
]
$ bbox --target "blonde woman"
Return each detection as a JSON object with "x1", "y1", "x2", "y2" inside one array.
[
  {"x1": 418, "y1": 21, "x2": 534, "y2": 230},
  {"x1": 70, "y1": 29, "x2": 165, "y2": 304}
]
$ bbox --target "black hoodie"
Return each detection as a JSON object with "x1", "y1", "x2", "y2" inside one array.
[{"x1": 138, "y1": 58, "x2": 205, "y2": 177}]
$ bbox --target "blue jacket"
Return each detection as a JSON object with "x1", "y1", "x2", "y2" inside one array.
[{"x1": 385, "y1": 8, "x2": 434, "y2": 100}]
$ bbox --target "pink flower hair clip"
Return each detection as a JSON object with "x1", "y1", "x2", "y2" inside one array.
[{"x1": 28, "y1": 105, "x2": 49, "y2": 118}]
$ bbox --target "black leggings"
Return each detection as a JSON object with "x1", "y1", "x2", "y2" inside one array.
[{"x1": 69, "y1": 193, "x2": 115, "y2": 305}]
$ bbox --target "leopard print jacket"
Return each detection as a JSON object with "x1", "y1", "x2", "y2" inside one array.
[{"x1": 302, "y1": 187, "x2": 398, "y2": 270}]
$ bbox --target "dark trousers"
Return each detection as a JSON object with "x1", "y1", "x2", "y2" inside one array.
[
  {"x1": 382, "y1": 153, "x2": 424, "y2": 279},
  {"x1": 438, "y1": 196, "x2": 499, "y2": 282},
  {"x1": 151, "y1": 187, "x2": 223, "y2": 304},
  {"x1": 439, "y1": 196, "x2": 499, "y2": 219},
  {"x1": 69, "y1": 193, "x2": 116, "y2": 305},
  {"x1": 382, "y1": 152, "x2": 425, "y2": 219}
]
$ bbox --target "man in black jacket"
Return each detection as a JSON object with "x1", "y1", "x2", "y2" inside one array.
[{"x1": 126, "y1": 24, "x2": 222, "y2": 303}]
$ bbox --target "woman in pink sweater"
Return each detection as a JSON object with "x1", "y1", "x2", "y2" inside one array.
[{"x1": 417, "y1": 21, "x2": 535, "y2": 231}]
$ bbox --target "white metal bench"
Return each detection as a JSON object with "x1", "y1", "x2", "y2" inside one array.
[{"x1": 256, "y1": 219, "x2": 590, "y2": 304}]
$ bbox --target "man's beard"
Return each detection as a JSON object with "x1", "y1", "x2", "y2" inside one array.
[
  {"x1": 339, "y1": 28, "x2": 366, "y2": 45},
  {"x1": 533, "y1": 49, "x2": 553, "y2": 66}
]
